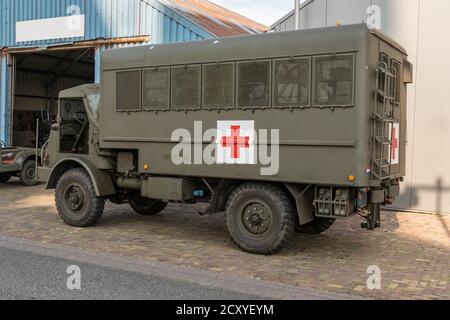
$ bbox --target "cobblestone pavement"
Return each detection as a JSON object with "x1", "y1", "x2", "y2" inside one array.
[{"x1": 0, "y1": 180, "x2": 449, "y2": 300}]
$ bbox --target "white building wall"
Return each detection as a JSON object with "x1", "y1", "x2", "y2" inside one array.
[{"x1": 271, "y1": 0, "x2": 450, "y2": 214}]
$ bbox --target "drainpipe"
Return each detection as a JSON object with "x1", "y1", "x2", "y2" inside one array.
[
  {"x1": 94, "y1": 46, "x2": 102, "y2": 84},
  {"x1": 0, "y1": 54, "x2": 8, "y2": 146},
  {"x1": 295, "y1": 0, "x2": 301, "y2": 30}
]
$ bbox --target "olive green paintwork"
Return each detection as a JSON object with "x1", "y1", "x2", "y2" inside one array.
[
  {"x1": 39, "y1": 24, "x2": 411, "y2": 197},
  {"x1": 99, "y1": 24, "x2": 410, "y2": 187}
]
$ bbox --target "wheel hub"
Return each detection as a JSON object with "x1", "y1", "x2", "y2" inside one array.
[
  {"x1": 25, "y1": 167, "x2": 35, "y2": 179},
  {"x1": 242, "y1": 203, "x2": 271, "y2": 236},
  {"x1": 65, "y1": 186, "x2": 85, "y2": 212}
]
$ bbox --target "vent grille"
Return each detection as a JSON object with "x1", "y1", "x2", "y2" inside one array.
[
  {"x1": 314, "y1": 54, "x2": 354, "y2": 106},
  {"x1": 143, "y1": 68, "x2": 170, "y2": 110},
  {"x1": 203, "y1": 63, "x2": 234, "y2": 109},
  {"x1": 237, "y1": 61, "x2": 271, "y2": 108},
  {"x1": 274, "y1": 58, "x2": 310, "y2": 107},
  {"x1": 171, "y1": 65, "x2": 201, "y2": 110},
  {"x1": 116, "y1": 70, "x2": 141, "y2": 111}
]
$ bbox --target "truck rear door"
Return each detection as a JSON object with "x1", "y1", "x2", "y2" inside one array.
[{"x1": 371, "y1": 42, "x2": 404, "y2": 181}]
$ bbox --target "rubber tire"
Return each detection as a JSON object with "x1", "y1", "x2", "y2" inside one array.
[
  {"x1": 226, "y1": 183, "x2": 296, "y2": 255},
  {"x1": 295, "y1": 218, "x2": 336, "y2": 235},
  {"x1": 0, "y1": 174, "x2": 12, "y2": 183},
  {"x1": 129, "y1": 197, "x2": 167, "y2": 216},
  {"x1": 55, "y1": 168, "x2": 105, "y2": 227},
  {"x1": 19, "y1": 160, "x2": 38, "y2": 186}
]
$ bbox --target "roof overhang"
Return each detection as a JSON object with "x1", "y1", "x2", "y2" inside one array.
[{"x1": 1, "y1": 36, "x2": 150, "y2": 55}]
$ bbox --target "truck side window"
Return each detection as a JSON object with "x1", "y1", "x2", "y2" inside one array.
[
  {"x1": 202, "y1": 63, "x2": 235, "y2": 110},
  {"x1": 59, "y1": 99, "x2": 89, "y2": 155},
  {"x1": 60, "y1": 99, "x2": 85, "y2": 121},
  {"x1": 313, "y1": 54, "x2": 354, "y2": 107},
  {"x1": 116, "y1": 70, "x2": 141, "y2": 111},
  {"x1": 237, "y1": 61, "x2": 271, "y2": 108},
  {"x1": 273, "y1": 57, "x2": 310, "y2": 108},
  {"x1": 171, "y1": 65, "x2": 201, "y2": 110},
  {"x1": 143, "y1": 67, "x2": 170, "y2": 110}
]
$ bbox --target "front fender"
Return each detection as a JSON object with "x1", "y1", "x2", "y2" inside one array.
[
  {"x1": 47, "y1": 157, "x2": 116, "y2": 197},
  {"x1": 14, "y1": 150, "x2": 37, "y2": 168}
]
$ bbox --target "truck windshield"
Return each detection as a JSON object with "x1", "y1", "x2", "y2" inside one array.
[{"x1": 60, "y1": 99, "x2": 86, "y2": 121}]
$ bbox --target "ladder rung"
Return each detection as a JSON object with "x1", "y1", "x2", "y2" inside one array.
[
  {"x1": 374, "y1": 159, "x2": 391, "y2": 168},
  {"x1": 372, "y1": 171, "x2": 391, "y2": 180},
  {"x1": 373, "y1": 114, "x2": 395, "y2": 123},
  {"x1": 378, "y1": 68, "x2": 396, "y2": 78},
  {"x1": 377, "y1": 90, "x2": 395, "y2": 100},
  {"x1": 386, "y1": 71, "x2": 396, "y2": 78},
  {"x1": 375, "y1": 136, "x2": 392, "y2": 145}
]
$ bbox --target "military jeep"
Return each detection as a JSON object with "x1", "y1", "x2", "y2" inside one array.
[{"x1": 0, "y1": 141, "x2": 38, "y2": 186}]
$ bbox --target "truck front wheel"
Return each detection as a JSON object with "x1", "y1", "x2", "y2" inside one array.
[
  {"x1": 129, "y1": 197, "x2": 167, "y2": 216},
  {"x1": 55, "y1": 168, "x2": 105, "y2": 227},
  {"x1": 19, "y1": 160, "x2": 38, "y2": 186},
  {"x1": 226, "y1": 183, "x2": 296, "y2": 255}
]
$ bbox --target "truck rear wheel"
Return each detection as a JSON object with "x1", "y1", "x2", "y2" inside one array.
[
  {"x1": 0, "y1": 174, "x2": 12, "y2": 183},
  {"x1": 129, "y1": 197, "x2": 167, "y2": 216},
  {"x1": 226, "y1": 183, "x2": 296, "y2": 255},
  {"x1": 19, "y1": 160, "x2": 38, "y2": 186},
  {"x1": 55, "y1": 168, "x2": 105, "y2": 227},
  {"x1": 296, "y1": 218, "x2": 336, "y2": 235}
]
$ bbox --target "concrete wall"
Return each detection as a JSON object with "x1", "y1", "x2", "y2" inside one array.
[{"x1": 272, "y1": 0, "x2": 450, "y2": 214}]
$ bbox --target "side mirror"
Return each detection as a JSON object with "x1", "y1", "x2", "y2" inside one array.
[{"x1": 51, "y1": 123, "x2": 59, "y2": 131}]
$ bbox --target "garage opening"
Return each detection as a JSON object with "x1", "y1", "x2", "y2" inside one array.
[{"x1": 12, "y1": 47, "x2": 95, "y2": 147}]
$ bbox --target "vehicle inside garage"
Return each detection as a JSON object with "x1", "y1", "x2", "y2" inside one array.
[{"x1": 12, "y1": 47, "x2": 95, "y2": 147}]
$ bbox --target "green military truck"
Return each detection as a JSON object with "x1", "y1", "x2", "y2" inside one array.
[
  {"x1": 37, "y1": 24, "x2": 413, "y2": 254},
  {"x1": 0, "y1": 141, "x2": 38, "y2": 186}
]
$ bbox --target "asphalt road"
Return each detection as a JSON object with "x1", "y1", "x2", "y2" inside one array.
[
  {"x1": 0, "y1": 246, "x2": 269, "y2": 300},
  {"x1": 0, "y1": 236, "x2": 354, "y2": 300}
]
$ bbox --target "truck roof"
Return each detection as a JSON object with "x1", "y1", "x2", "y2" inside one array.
[
  {"x1": 101, "y1": 24, "x2": 407, "y2": 71},
  {"x1": 59, "y1": 83, "x2": 100, "y2": 99}
]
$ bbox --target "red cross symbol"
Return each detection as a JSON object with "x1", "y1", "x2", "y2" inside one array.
[
  {"x1": 220, "y1": 125, "x2": 250, "y2": 159},
  {"x1": 391, "y1": 127, "x2": 398, "y2": 161}
]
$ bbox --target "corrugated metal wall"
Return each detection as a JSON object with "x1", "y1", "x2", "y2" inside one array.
[
  {"x1": 0, "y1": 0, "x2": 215, "y2": 146},
  {"x1": 14, "y1": 71, "x2": 86, "y2": 112},
  {"x1": 0, "y1": 0, "x2": 212, "y2": 47},
  {"x1": 272, "y1": 0, "x2": 378, "y2": 32},
  {"x1": 271, "y1": 0, "x2": 450, "y2": 215}
]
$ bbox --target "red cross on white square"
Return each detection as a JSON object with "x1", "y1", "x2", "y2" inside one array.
[
  {"x1": 217, "y1": 121, "x2": 255, "y2": 164},
  {"x1": 220, "y1": 126, "x2": 250, "y2": 159},
  {"x1": 389, "y1": 123, "x2": 400, "y2": 165}
]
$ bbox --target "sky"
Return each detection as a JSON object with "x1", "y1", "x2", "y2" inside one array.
[{"x1": 209, "y1": 0, "x2": 298, "y2": 27}]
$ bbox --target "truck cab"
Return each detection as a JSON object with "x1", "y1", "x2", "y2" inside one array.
[{"x1": 37, "y1": 84, "x2": 116, "y2": 197}]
